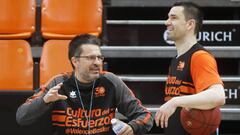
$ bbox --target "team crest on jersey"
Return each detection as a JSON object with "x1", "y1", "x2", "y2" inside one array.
[
  {"x1": 177, "y1": 61, "x2": 185, "y2": 71},
  {"x1": 69, "y1": 91, "x2": 77, "y2": 98},
  {"x1": 95, "y1": 87, "x2": 106, "y2": 97}
]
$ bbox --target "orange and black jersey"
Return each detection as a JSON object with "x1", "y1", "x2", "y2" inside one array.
[
  {"x1": 16, "y1": 72, "x2": 153, "y2": 135},
  {"x1": 165, "y1": 43, "x2": 223, "y2": 101},
  {"x1": 164, "y1": 43, "x2": 223, "y2": 135}
]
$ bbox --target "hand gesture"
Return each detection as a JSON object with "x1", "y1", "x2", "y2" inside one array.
[
  {"x1": 117, "y1": 122, "x2": 134, "y2": 135},
  {"x1": 155, "y1": 99, "x2": 177, "y2": 128},
  {"x1": 43, "y1": 83, "x2": 67, "y2": 103}
]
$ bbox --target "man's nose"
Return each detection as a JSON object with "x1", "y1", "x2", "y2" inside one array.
[{"x1": 165, "y1": 18, "x2": 171, "y2": 26}]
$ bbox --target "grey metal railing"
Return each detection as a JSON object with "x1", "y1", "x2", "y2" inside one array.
[
  {"x1": 116, "y1": 105, "x2": 240, "y2": 121},
  {"x1": 119, "y1": 75, "x2": 240, "y2": 82},
  {"x1": 101, "y1": 46, "x2": 240, "y2": 58},
  {"x1": 107, "y1": 20, "x2": 240, "y2": 25},
  {"x1": 32, "y1": 46, "x2": 240, "y2": 58}
]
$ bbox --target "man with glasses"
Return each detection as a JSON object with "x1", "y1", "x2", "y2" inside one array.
[{"x1": 16, "y1": 34, "x2": 153, "y2": 135}]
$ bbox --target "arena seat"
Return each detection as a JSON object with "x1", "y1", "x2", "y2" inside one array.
[
  {"x1": 40, "y1": 40, "x2": 73, "y2": 85},
  {"x1": 0, "y1": 40, "x2": 33, "y2": 90},
  {"x1": 41, "y1": 0, "x2": 102, "y2": 39},
  {"x1": 0, "y1": 0, "x2": 35, "y2": 39}
]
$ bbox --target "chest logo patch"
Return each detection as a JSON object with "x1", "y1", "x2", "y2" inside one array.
[
  {"x1": 69, "y1": 91, "x2": 77, "y2": 98},
  {"x1": 95, "y1": 87, "x2": 106, "y2": 97},
  {"x1": 177, "y1": 61, "x2": 185, "y2": 71}
]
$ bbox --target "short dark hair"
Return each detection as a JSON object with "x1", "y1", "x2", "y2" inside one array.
[
  {"x1": 173, "y1": 2, "x2": 203, "y2": 34},
  {"x1": 68, "y1": 34, "x2": 101, "y2": 67},
  {"x1": 68, "y1": 34, "x2": 101, "y2": 60}
]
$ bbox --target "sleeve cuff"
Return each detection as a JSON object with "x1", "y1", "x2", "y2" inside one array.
[{"x1": 128, "y1": 121, "x2": 139, "y2": 134}]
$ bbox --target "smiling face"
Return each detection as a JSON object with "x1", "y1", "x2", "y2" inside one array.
[
  {"x1": 71, "y1": 44, "x2": 103, "y2": 83},
  {"x1": 165, "y1": 6, "x2": 191, "y2": 42}
]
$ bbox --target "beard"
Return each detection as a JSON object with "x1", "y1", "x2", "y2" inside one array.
[
  {"x1": 89, "y1": 73, "x2": 100, "y2": 80},
  {"x1": 75, "y1": 70, "x2": 100, "y2": 83}
]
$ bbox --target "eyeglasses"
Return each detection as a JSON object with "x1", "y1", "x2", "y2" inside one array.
[{"x1": 75, "y1": 55, "x2": 104, "y2": 61}]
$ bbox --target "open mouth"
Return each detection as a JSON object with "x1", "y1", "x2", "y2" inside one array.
[
  {"x1": 90, "y1": 68, "x2": 100, "y2": 74},
  {"x1": 167, "y1": 26, "x2": 174, "y2": 31}
]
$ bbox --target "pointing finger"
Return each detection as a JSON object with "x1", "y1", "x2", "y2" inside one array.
[{"x1": 58, "y1": 94, "x2": 68, "y2": 100}]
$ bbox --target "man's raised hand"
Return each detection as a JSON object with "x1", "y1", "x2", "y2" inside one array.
[{"x1": 43, "y1": 83, "x2": 67, "y2": 103}]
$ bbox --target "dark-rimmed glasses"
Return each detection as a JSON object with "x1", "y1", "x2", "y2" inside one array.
[{"x1": 74, "y1": 55, "x2": 104, "y2": 61}]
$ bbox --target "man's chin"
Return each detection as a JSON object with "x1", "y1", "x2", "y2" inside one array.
[
  {"x1": 166, "y1": 35, "x2": 173, "y2": 40},
  {"x1": 90, "y1": 74, "x2": 100, "y2": 80},
  {"x1": 167, "y1": 36, "x2": 175, "y2": 42}
]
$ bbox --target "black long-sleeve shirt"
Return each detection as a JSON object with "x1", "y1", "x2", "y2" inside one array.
[{"x1": 16, "y1": 72, "x2": 153, "y2": 135}]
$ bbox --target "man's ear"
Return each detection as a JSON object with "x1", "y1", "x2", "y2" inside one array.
[
  {"x1": 187, "y1": 19, "x2": 196, "y2": 31},
  {"x1": 71, "y1": 57, "x2": 77, "y2": 67}
]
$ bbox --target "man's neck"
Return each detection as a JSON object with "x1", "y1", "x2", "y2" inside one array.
[
  {"x1": 175, "y1": 36, "x2": 197, "y2": 57},
  {"x1": 74, "y1": 72, "x2": 92, "y2": 84}
]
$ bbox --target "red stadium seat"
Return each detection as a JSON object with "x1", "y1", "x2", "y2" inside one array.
[
  {"x1": 0, "y1": 0, "x2": 35, "y2": 39},
  {"x1": 41, "y1": 0, "x2": 102, "y2": 39},
  {"x1": 0, "y1": 40, "x2": 33, "y2": 90},
  {"x1": 40, "y1": 40, "x2": 73, "y2": 85}
]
